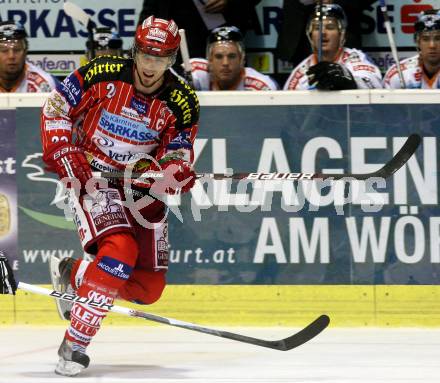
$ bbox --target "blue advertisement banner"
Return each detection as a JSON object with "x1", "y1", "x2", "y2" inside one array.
[{"x1": 13, "y1": 104, "x2": 440, "y2": 285}]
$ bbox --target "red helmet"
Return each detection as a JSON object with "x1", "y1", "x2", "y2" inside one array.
[{"x1": 135, "y1": 16, "x2": 180, "y2": 57}]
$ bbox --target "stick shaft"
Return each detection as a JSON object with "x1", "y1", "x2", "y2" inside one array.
[
  {"x1": 179, "y1": 29, "x2": 194, "y2": 86},
  {"x1": 379, "y1": 0, "x2": 406, "y2": 88},
  {"x1": 16, "y1": 282, "x2": 328, "y2": 351},
  {"x1": 93, "y1": 134, "x2": 421, "y2": 182},
  {"x1": 318, "y1": 0, "x2": 323, "y2": 62}
]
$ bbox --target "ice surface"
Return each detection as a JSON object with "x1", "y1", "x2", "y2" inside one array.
[{"x1": 0, "y1": 326, "x2": 439, "y2": 383}]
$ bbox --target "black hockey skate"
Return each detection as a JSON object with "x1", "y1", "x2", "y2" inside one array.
[
  {"x1": 55, "y1": 337, "x2": 90, "y2": 376},
  {"x1": 50, "y1": 255, "x2": 76, "y2": 320}
]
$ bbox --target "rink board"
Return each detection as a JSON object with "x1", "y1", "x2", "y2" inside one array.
[
  {"x1": 0, "y1": 91, "x2": 439, "y2": 328},
  {"x1": 1, "y1": 285, "x2": 440, "y2": 327},
  {"x1": 5, "y1": 91, "x2": 440, "y2": 285}
]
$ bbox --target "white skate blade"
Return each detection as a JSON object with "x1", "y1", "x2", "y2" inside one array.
[
  {"x1": 55, "y1": 357, "x2": 85, "y2": 377},
  {"x1": 49, "y1": 255, "x2": 70, "y2": 321}
]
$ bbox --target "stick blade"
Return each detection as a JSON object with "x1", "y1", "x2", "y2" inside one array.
[
  {"x1": 63, "y1": 1, "x2": 92, "y2": 28},
  {"x1": 275, "y1": 314, "x2": 330, "y2": 351},
  {"x1": 375, "y1": 133, "x2": 421, "y2": 178}
]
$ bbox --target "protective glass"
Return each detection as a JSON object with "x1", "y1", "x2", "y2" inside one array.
[{"x1": 136, "y1": 52, "x2": 174, "y2": 71}]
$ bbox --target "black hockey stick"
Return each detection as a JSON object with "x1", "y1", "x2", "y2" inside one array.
[
  {"x1": 17, "y1": 282, "x2": 329, "y2": 351},
  {"x1": 95, "y1": 134, "x2": 421, "y2": 182}
]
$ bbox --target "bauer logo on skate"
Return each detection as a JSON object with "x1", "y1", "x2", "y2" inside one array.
[{"x1": 97, "y1": 256, "x2": 132, "y2": 280}]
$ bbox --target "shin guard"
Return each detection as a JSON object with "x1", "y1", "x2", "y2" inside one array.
[{"x1": 65, "y1": 232, "x2": 138, "y2": 348}]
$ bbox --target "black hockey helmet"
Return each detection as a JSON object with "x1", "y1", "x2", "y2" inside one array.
[
  {"x1": 86, "y1": 27, "x2": 123, "y2": 51},
  {"x1": 0, "y1": 21, "x2": 27, "y2": 42},
  {"x1": 208, "y1": 26, "x2": 243, "y2": 45},
  {"x1": 307, "y1": 4, "x2": 347, "y2": 33},
  {"x1": 207, "y1": 26, "x2": 244, "y2": 57},
  {"x1": 414, "y1": 9, "x2": 440, "y2": 37}
]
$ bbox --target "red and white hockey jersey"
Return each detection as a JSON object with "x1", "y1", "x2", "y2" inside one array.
[
  {"x1": 0, "y1": 62, "x2": 57, "y2": 93},
  {"x1": 41, "y1": 55, "x2": 199, "y2": 174},
  {"x1": 190, "y1": 58, "x2": 278, "y2": 91},
  {"x1": 383, "y1": 54, "x2": 440, "y2": 89},
  {"x1": 283, "y1": 48, "x2": 383, "y2": 90}
]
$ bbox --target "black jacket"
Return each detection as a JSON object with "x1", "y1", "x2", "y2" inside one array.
[
  {"x1": 276, "y1": 0, "x2": 377, "y2": 65},
  {"x1": 139, "y1": 0, "x2": 261, "y2": 58}
]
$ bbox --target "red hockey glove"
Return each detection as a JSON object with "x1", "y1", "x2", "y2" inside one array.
[
  {"x1": 43, "y1": 143, "x2": 93, "y2": 188},
  {"x1": 148, "y1": 159, "x2": 196, "y2": 194}
]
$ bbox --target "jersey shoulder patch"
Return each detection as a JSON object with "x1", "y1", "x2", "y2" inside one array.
[
  {"x1": 78, "y1": 56, "x2": 132, "y2": 89},
  {"x1": 163, "y1": 76, "x2": 200, "y2": 129}
]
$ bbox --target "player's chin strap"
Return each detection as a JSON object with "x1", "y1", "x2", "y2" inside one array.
[{"x1": 0, "y1": 254, "x2": 329, "y2": 351}]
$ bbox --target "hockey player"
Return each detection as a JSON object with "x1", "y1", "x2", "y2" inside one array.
[
  {"x1": 283, "y1": 4, "x2": 382, "y2": 90},
  {"x1": 40, "y1": 16, "x2": 199, "y2": 376},
  {"x1": 190, "y1": 26, "x2": 278, "y2": 90},
  {"x1": 383, "y1": 9, "x2": 440, "y2": 89},
  {"x1": 0, "y1": 21, "x2": 57, "y2": 93},
  {"x1": 81, "y1": 26, "x2": 124, "y2": 65}
]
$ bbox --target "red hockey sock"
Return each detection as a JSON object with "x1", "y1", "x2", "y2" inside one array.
[
  {"x1": 65, "y1": 232, "x2": 138, "y2": 348},
  {"x1": 118, "y1": 269, "x2": 166, "y2": 305}
]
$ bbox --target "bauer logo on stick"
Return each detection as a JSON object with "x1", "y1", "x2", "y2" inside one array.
[{"x1": 247, "y1": 172, "x2": 315, "y2": 180}]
